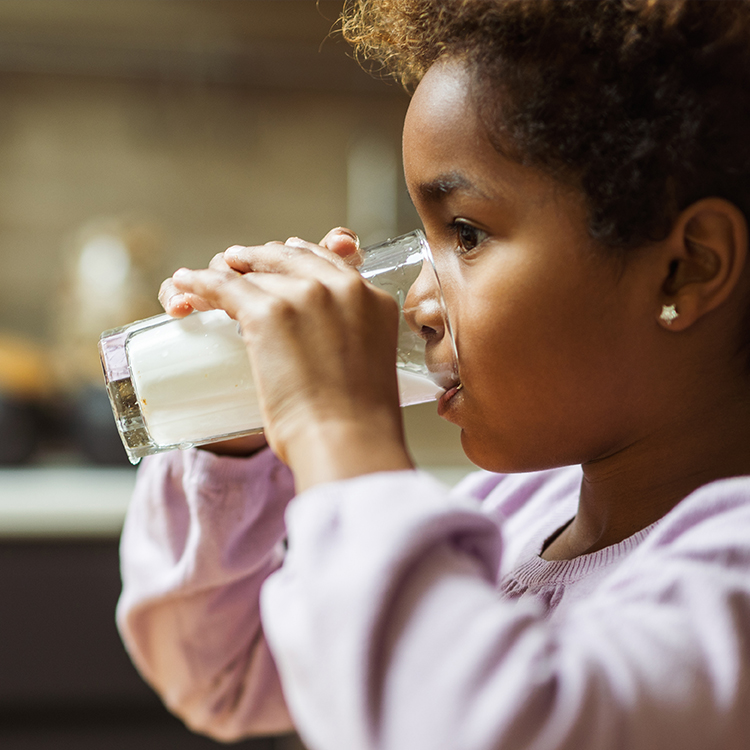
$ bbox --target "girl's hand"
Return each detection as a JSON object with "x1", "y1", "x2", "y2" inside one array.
[
  {"x1": 156, "y1": 228, "x2": 361, "y2": 460},
  {"x1": 158, "y1": 227, "x2": 363, "y2": 318},
  {"x1": 166, "y1": 229, "x2": 413, "y2": 488}
]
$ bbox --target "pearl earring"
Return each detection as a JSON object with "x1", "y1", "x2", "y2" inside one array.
[{"x1": 660, "y1": 303, "x2": 678, "y2": 325}]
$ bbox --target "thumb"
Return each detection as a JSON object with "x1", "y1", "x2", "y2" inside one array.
[{"x1": 319, "y1": 227, "x2": 360, "y2": 260}]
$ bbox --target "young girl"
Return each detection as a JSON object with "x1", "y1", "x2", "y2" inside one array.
[{"x1": 117, "y1": 1, "x2": 750, "y2": 748}]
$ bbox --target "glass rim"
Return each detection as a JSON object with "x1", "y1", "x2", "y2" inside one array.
[{"x1": 396, "y1": 229, "x2": 460, "y2": 378}]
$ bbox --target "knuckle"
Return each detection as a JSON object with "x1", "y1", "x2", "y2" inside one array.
[
  {"x1": 342, "y1": 274, "x2": 371, "y2": 306},
  {"x1": 221, "y1": 273, "x2": 245, "y2": 295},
  {"x1": 300, "y1": 278, "x2": 330, "y2": 306},
  {"x1": 279, "y1": 244, "x2": 299, "y2": 263},
  {"x1": 211, "y1": 267, "x2": 240, "y2": 289},
  {"x1": 265, "y1": 295, "x2": 296, "y2": 322}
]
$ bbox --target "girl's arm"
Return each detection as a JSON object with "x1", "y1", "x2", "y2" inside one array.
[
  {"x1": 116, "y1": 446, "x2": 296, "y2": 741},
  {"x1": 262, "y1": 470, "x2": 750, "y2": 750}
]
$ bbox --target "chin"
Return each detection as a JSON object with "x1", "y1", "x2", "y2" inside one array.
[
  {"x1": 459, "y1": 431, "x2": 509, "y2": 473},
  {"x1": 459, "y1": 430, "x2": 569, "y2": 475}
]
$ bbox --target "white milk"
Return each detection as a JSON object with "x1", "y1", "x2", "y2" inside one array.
[
  {"x1": 127, "y1": 309, "x2": 444, "y2": 449},
  {"x1": 396, "y1": 368, "x2": 443, "y2": 406},
  {"x1": 128, "y1": 310, "x2": 262, "y2": 446}
]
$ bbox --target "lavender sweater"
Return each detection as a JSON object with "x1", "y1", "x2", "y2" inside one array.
[{"x1": 117, "y1": 448, "x2": 750, "y2": 749}]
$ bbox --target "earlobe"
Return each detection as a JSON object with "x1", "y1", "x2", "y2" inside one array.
[{"x1": 657, "y1": 198, "x2": 748, "y2": 331}]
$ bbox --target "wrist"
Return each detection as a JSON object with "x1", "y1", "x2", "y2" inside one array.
[{"x1": 282, "y1": 413, "x2": 413, "y2": 492}]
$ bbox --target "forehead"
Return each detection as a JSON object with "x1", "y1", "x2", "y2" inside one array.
[
  {"x1": 402, "y1": 59, "x2": 590, "y2": 223},
  {"x1": 402, "y1": 61, "x2": 599, "y2": 259},
  {"x1": 402, "y1": 60, "x2": 510, "y2": 202},
  {"x1": 404, "y1": 61, "x2": 481, "y2": 158},
  {"x1": 405, "y1": 60, "x2": 474, "y2": 129}
]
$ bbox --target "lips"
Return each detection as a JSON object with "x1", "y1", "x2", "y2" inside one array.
[{"x1": 437, "y1": 382, "x2": 462, "y2": 416}]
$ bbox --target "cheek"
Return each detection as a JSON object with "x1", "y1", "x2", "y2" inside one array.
[
  {"x1": 453, "y1": 301, "x2": 645, "y2": 472},
  {"x1": 452, "y1": 267, "x2": 626, "y2": 398},
  {"x1": 449, "y1": 272, "x2": 553, "y2": 379}
]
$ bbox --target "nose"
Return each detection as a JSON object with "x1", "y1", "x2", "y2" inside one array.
[{"x1": 403, "y1": 260, "x2": 448, "y2": 343}]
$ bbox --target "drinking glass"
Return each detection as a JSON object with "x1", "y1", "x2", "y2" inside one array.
[{"x1": 99, "y1": 230, "x2": 458, "y2": 463}]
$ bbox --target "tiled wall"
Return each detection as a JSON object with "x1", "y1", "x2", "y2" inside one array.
[
  {"x1": 0, "y1": 69, "x2": 472, "y2": 468},
  {"x1": 0, "y1": 74, "x2": 408, "y2": 339}
]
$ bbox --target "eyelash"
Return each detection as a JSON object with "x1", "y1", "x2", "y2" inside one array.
[{"x1": 449, "y1": 220, "x2": 488, "y2": 255}]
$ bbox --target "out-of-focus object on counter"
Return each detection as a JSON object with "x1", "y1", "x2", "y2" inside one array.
[
  {"x1": 54, "y1": 217, "x2": 165, "y2": 387},
  {"x1": 0, "y1": 333, "x2": 49, "y2": 464},
  {"x1": 51, "y1": 217, "x2": 166, "y2": 465}
]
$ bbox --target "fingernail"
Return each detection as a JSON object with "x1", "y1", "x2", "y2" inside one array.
[
  {"x1": 224, "y1": 245, "x2": 243, "y2": 258},
  {"x1": 173, "y1": 268, "x2": 190, "y2": 280},
  {"x1": 285, "y1": 237, "x2": 307, "y2": 248},
  {"x1": 335, "y1": 227, "x2": 360, "y2": 250},
  {"x1": 168, "y1": 293, "x2": 186, "y2": 308}
]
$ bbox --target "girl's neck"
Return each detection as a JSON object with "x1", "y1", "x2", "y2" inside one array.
[{"x1": 542, "y1": 389, "x2": 750, "y2": 561}]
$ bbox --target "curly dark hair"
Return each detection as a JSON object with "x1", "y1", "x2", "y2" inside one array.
[{"x1": 340, "y1": 0, "x2": 750, "y2": 251}]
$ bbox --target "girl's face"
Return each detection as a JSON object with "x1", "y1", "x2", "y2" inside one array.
[{"x1": 404, "y1": 60, "x2": 661, "y2": 472}]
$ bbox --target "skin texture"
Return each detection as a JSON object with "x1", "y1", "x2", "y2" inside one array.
[{"x1": 165, "y1": 59, "x2": 750, "y2": 560}]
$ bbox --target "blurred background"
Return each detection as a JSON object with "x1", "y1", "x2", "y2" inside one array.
[{"x1": 0, "y1": 1, "x2": 473, "y2": 748}]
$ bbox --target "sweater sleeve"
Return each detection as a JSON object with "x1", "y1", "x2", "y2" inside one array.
[
  {"x1": 116, "y1": 446, "x2": 296, "y2": 741},
  {"x1": 260, "y1": 470, "x2": 750, "y2": 750}
]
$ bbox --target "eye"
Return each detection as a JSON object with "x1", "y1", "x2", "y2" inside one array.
[{"x1": 450, "y1": 220, "x2": 489, "y2": 255}]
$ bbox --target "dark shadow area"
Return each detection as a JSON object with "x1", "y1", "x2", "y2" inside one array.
[{"x1": 0, "y1": 539, "x2": 273, "y2": 748}]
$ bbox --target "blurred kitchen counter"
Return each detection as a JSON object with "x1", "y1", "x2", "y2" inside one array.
[
  {"x1": 0, "y1": 466, "x2": 137, "y2": 537},
  {"x1": 0, "y1": 463, "x2": 475, "y2": 538}
]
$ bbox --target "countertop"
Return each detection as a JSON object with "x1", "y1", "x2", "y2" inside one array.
[
  {"x1": 0, "y1": 463, "x2": 474, "y2": 538},
  {"x1": 0, "y1": 466, "x2": 138, "y2": 537}
]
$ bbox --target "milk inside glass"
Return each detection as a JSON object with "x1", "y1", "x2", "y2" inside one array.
[
  {"x1": 99, "y1": 230, "x2": 457, "y2": 464},
  {"x1": 128, "y1": 310, "x2": 263, "y2": 447}
]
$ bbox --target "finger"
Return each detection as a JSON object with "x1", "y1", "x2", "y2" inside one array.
[
  {"x1": 223, "y1": 271, "x2": 399, "y2": 339},
  {"x1": 173, "y1": 266, "x2": 319, "y2": 311},
  {"x1": 285, "y1": 235, "x2": 363, "y2": 270},
  {"x1": 158, "y1": 277, "x2": 200, "y2": 317},
  {"x1": 160, "y1": 252, "x2": 242, "y2": 316},
  {"x1": 223, "y1": 240, "x2": 357, "y2": 280},
  {"x1": 208, "y1": 251, "x2": 234, "y2": 271},
  {"x1": 171, "y1": 267, "x2": 262, "y2": 323},
  {"x1": 319, "y1": 227, "x2": 361, "y2": 261}
]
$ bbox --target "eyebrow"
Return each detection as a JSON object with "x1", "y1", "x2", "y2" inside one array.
[{"x1": 415, "y1": 171, "x2": 493, "y2": 203}]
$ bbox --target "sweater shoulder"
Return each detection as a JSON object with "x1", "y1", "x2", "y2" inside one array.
[{"x1": 636, "y1": 475, "x2": 750, "y2": 563}]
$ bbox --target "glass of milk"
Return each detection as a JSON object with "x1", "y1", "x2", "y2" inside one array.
[{"x1": 99, "y1": 230, "x2": 459, "y2": 464}]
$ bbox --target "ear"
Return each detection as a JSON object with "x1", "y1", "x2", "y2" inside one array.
[{"x1": 656, "y1": 198, "x2": 748, "y2": 331}]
